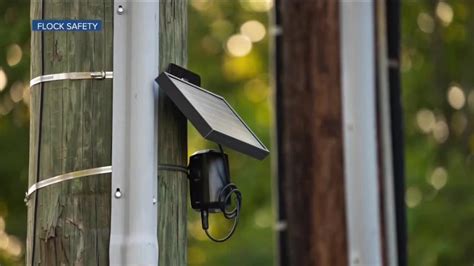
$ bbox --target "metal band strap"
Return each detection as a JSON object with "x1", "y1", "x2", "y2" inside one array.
[
  {"x1": 25, "y1": 165, "x2": 112, "y2": 202},
  {"x1": 25, "y1": 164, "x2": 187, "y2": 202},
  {"x1": 30, "y1": 71, "x2": 113, "y2": 88},
  {"x1": 27, "y1": 71, "x2": 113, "y2": 202}
]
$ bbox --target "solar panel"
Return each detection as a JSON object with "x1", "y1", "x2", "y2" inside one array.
[{"x1": 156, "y1": 66, "x2": 269, "y2": 160}]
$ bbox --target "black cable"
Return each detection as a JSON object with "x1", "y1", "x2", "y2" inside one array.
[
  {"x1": 158, "y1": 164, "x2": 189, "y2": 175},
  {"x1": 217, "y1": 144, "x2": 227, "y2": 169},
  {"x1": 219, "y1": 183, "x2": 239, "y2": 219},
  {"x1": 201, "y1": 187, "x2": 241, "y2": 243},
  {"x1": 31, "y1": 0, "x2": 46, "y2": 263},
  {"x1": 217, "y1": 144, "x2": 238, "y2": 219}
]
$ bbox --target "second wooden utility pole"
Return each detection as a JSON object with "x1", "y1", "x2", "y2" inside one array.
[
  {"x1": 275, "y1": 0, "x2": 404, "y2": 265},
  {"x1": 276, "y1": 1, "x2": 348, "y2": 265}
]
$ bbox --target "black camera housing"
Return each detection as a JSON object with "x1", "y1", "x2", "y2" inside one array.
[{"x1": 188, "y1": 150, "x2": 231, "y2": 213}]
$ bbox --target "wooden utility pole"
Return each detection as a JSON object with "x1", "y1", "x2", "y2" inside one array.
[
  {"x1": 275, "y1": 1, "x2": 404, "y2": 265},
  {"x1": 276, "y1": 1, "x2": 348, "y2": 265},
  {"x1": 157, "y1": 1, "x2": 188, "y2": 265},
  {"x1": 27, "y1": 0, "x2": 187, "y2": 264},
  {"x1": 28, "y1": 1, "x2": 113, "y2": 264}
]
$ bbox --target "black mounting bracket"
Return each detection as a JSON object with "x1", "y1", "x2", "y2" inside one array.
[{"x1": 165, "y1": 63, "x2": 201, "y2": 87}]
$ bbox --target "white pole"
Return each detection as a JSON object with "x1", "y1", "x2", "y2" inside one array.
[
  {"x1": 110, "y1": 1, "x2": 160, "y2": 265},
  {"x1": 340, "y1": 1, "x2": 383, "y2": 265}
]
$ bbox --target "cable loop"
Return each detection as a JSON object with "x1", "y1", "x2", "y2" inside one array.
[
  {"x1": 203, "y1": 183, "x2": 242, "y2": 243},
  {"x1": 158, "y1": 164, "x2": 189, "y2": 175}
]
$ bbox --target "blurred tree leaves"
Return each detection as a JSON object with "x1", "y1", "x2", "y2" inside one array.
[
  {"x1": 187, "y1": 1, "x2": 273, "y2": 265},
  {"x1": 403, "y1": 0, "x2": 474, "y2": 265},
  {"x1": 0, "y1": 0, "x2": 31, "y2": 265}
]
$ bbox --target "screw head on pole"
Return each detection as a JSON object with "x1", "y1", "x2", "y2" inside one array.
[
  {"x1": 114, "y1": 188, "x2": 122, "y2": 198},
  {"x1": 117, "y1": 5, "x2": 124, "y2": 15}
]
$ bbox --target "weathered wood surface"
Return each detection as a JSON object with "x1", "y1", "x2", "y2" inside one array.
[
  {"x1": 28, "y1": 0, "x2": 113, "y2": 264},
  {"x1": 28, "y1": 0, "x2": 188, "y2": 265},
  {"x1": 279, "y1": 1, "x2": 348, "y2": 265},
  {"x1": 158, "y1": 0, "x2": 188, "y2": 265}
]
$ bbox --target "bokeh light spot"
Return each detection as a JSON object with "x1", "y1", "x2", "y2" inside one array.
[
  {"x1": 9, "y1": 81, "x2": 25, "y2": 103},
  {"x1": 6, "y1": 44, "x2": 22, "y2": 67},
  {"x1": 226, "y1": 34, "x2": 252, "y2": 57},
  {"x1": 447, "y1": 85, "x2": 465, "y2": 110},
  {"x1": 5, "y1": 235, "x2": 23, "y2": 257},
  {"x1": 416, "y1": 109, "x2": 435, "y2": 133},
  {"x1": 0, "y1": 232, "x2": 9, "y2": 250},
  {"x1": 429, "y1": 167, "x2": 448, "y2": 190},
  {"x1": 240, "y1": 0, "x2": 273, "y2": 12},
  {"x1": 241, "y1": 20, "x2": 266, "y2": 42},
  {"x1": 406, "y1": 187, "x2": 422, "y2": 208},
  {"x1": 432, "y1": 120, "x2": 449, "y2": 143},
  {"x1": 417, "y1": 12, "x2": 435, "y2": 33},
  {"x1": 436, "y1": 2, "x2": 453, "y2": 26},
  {"x1": 0, "y1": 68, "x2": 8, "y2": 91}
]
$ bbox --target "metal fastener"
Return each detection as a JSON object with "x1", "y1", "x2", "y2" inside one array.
[
  {"x1": 117, "y1": 5, "x2": 124, "y2": 15},
  {"x1": 114, "y1": 188, "x2": 122, "y2": 198}
]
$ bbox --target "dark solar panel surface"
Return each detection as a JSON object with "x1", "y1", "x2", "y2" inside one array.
[{"x1": 168, "y1": 75, "x2": 265, "y2": 150}]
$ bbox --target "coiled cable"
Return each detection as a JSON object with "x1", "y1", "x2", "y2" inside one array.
[{"x1": 200, "y1": 145, "x2": 242, "y2": 242}]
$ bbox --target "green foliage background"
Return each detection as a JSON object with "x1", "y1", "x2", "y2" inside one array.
[
  {"x1": 402, "y1": 1, "x2": 474, "y2": 265},
  {"x1": 186, "y1": 1, "x2": 273, "y2": 265},
  {"x1": 0, "y1": 0, "x2": 473, "y2": 265},
  {"x1": 0, "y1": 0, "x2": 32, "y2": 265}
]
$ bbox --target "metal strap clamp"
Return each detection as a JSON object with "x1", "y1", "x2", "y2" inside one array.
[
  {"x1": 26, "y1": 70, "x2": 190, "y2": 202},
  {"x1": 25, "y1": 164, "x2": 188, "y2": 203},
  {"x1": 27, "y1": 71, "x2": 113, "y2": 202},
  {"x1": 25, "y1": 166, "x2": 112, "y2": 202},
  {"x1": 30, "y1": 71, "x2": 113, "y2": 88}
]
